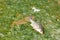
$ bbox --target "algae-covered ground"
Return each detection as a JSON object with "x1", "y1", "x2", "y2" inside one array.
[{"x1": 0, "y1": 0, "x2": 60, "y2": 40}]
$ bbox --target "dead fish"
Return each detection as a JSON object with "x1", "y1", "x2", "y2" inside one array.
[{"x1": 28, "y1": 17, "x2": 44, "y2": 34}]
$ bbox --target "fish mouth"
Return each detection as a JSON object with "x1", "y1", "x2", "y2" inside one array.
[
  {"x1": 35, "y1": 29, "x2": 44, "y2": 34},
  {"x1": 40, "y1": 31, "x2": 44, "y2": 34}
]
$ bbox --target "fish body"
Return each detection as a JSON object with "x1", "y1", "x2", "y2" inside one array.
[{"x1": 29, "y1": 18, "x2": 44, "y2": 34}]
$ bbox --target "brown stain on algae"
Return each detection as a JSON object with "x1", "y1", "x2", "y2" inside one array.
[{"x1": 10, "y1": 16, "x2": 35, "y2": 27}]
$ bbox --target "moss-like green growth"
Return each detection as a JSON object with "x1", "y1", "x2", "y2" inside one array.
[{"x1": 0, "y1": 0, "x2": 60, "y2": 40}]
